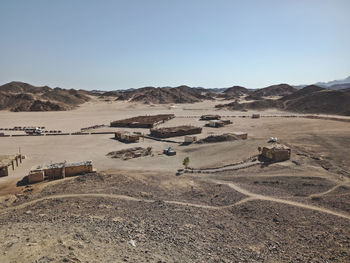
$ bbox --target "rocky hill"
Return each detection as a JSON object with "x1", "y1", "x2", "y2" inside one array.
[
  {"x1": 224, "y1": 86, "x2": 250, "y2": 96},
  {"x1": 102, "y1": 86, "x2": 215, "y2": 104},
  {"x1": 217, "y1": 86, "x2": 251, "y2": 100},
  {"x1": 246, "y1": 84, "x2": 297, "y2": 100},
  {"x1": 216, "y1": 85, "x2": 350, "y2": 116},
  {"x1": 0, "y1": 81, "x2": 90, "y2": 112},
  {"x1": 282, "y1": 86, "x2": 350, "y2": 115}
]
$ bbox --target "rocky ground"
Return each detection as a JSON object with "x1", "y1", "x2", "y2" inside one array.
[
  {"x1": 0, "y1": 151, "x2": 349, "y2": 263},
  {"x1": 107, "y1": 147, "x2": 152, "y2": 161}
]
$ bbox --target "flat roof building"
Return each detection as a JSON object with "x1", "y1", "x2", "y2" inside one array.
[{"x1": 262, "y1": 144, "x2": 291, "y2": 162}]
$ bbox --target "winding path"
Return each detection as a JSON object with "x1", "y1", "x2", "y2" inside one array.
[
  {"x1": 184, "y1": 158, "x2": 262, "y2": 174},
  {"x1": 0, "y1": 193, "x2": 253, "y2": 215},
  {"x1": 1, "y1": 173, "x2": 349, "y2": 221},
  {"x1": 207, "y1": 179, "x2": 350, "y2": 220},
  {"x1": 308, "y1": 178, "x2": 350, "y2": 199},
  {"x1": 1, "y1": 185, "x2": 349, "y2": 221}
]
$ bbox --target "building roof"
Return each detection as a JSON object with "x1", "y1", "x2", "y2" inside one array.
[
  {"x1": 263, "y1": 144, "x2": 290, "y2": 150},
  {"x1": 31, "y1": 161, "x2": 93, "y2": 171},
  {"x1": 231, "y1": 132, "x2": 247, "y2": 135},
  {"x1": 151, "y1": 125, "x2": 201, "y2": 133}
]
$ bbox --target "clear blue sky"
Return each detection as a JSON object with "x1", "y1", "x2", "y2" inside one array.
[{"x1": 0, "y1": 0, "x2": 349, "y2": 90}]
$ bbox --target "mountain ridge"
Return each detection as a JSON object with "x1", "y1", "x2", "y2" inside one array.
[{"x1": 0, "y1": 81, "x2": 90, "y2": 112}]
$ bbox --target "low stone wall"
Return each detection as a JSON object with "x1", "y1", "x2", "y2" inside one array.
[{"x1": 45, "y1": 167, "x2": 65, "y2": 180}]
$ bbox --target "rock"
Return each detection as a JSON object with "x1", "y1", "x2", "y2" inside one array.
[{"x1": 129, "y1": 239, "x2": 136, "y2": 247}]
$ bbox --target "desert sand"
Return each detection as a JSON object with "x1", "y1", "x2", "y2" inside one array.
[{"x1": 0, "y1": 98, "x2": 349, "y2": 262}]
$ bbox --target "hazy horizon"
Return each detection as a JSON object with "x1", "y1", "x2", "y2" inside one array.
[{"x1": 1, "y1": 0, "x2": 349, "y2": 90}]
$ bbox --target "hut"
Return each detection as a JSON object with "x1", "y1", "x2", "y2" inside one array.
[
  {"x1": 110, "y1": 114, "x2": 175, "y2": 128},
  {"x1": 184, "y1": 135, "x2": 197, "y2": 143},
  {"x1": 262, "y1": 144, "x2": 291, "y2": 162},
  {"x1": 0, "y1": 154, "x2": 23, "y2": 177},
  {"x1": 200, "y1": 115, "x2": 221, "y2": 121},
  {"x1": 0, "y1": 166, "x2": 8, "y2": 177},
  {"x1": 115, "y1": 131, "x2": 141, "y2": 143},
  {"x1": 29, "y1": 161, "x2": 94, "y2": 182},
  {"x1": 207, "y1": 120, "x2": 232, "y2": 128},
  {"x1": 208, "y1": 120, "x2": 225, "y2": 128},
  {"x1": 231, "y1": 132, "x2": 248, "y2": 140},
  {"x1": 150, "y1": 126, "x2": 202, "y2": 138}
]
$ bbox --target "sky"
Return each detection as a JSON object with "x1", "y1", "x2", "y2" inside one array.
[{"x1": 0, "y1": 0, "x2": 349, "y2": 90}]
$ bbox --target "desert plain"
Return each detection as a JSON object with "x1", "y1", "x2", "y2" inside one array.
[{"x1": 0, "y1": 97, "x2": 349, "y2": 262}]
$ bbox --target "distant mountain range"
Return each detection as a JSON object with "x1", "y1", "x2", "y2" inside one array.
[
  {"x1": 104, "y1": 86, "x2": 216, "y2": 104},
  {"x1": 315, "y1": 76, "x2": 350, "y2": 88},
  {"x1": 0, "y1": 75, "x2": 349, "y2": 114},
  {"x1": 294, "y1": 75, "x2": 350, "y2": 90}
]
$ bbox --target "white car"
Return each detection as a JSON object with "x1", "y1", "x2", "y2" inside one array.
[{"x1": 268, "y1": 137, "x2": 277, "y2": 143}]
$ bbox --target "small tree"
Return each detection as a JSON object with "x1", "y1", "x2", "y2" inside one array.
[
  {"x1": 183, "y1": 156, "x2": 190, "y2": 169},
  {"x1": 257, "y1": 146, "x2": 262, "y2": 154}
]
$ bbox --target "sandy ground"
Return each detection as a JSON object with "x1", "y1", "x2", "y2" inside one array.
[
  {"x1": 1, "y1": 98, "x2": 349, "y2": 182},
  {"x1": 0, "y1": 98, "x2": 296, "y2": 181},
  {"x1": 0, "y1": 98, "x2": 350, "y2": 262}
]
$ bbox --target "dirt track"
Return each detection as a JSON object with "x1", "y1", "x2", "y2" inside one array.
[
  {"x1": 2, "y1": 178, "x2": 349, "y2": 221},
  {"x1": 208, "y1": 179, "x2": 350, "y2": 220}
]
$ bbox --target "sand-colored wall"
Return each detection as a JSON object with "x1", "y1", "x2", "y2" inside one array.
[
  {"x1": 272, "y1": 150, "x2": 290, "y2": 162},
  {"x1": 45, "y1": 167, "x2": 65, "y2": 180},
  {"x1": 65, "y1": 165, "x2": 93, "y2": 177},
  {"x1": 235, "y1": 133, "x2": 248, "y2": 140},
  {"x1": 28, "y1": 171, "x2": 44, "y2": 184},
  {"x1": 262, "y1": 147, "x2": 290, "y2": 161}
]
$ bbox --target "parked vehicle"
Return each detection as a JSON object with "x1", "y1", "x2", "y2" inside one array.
[
  {"x1": 24, "y1": 127, "x2": 43, "y2": 135},
  {"x1": 268, "y1": 137, "x2": 278, "y2": 143},
  {"x1": 163, "y1": 147, "x2": 176, "y2": 156}
]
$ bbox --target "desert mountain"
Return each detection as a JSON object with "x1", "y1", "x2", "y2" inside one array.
[
  {"x1": 214, "y1": 86, "x2": 251, "y2": 100},
  {"x1": 281, "y1": 86, "x2": 350, "y2": 115},
  {"x1": 216, "y1": 85, "x2": 350, "y2": 116},
  {"x1": 315, "y1": 75, "x2": 350, "y2": 88},
  {"x1": 224, "y1": 86, "x2": 250, "y2": 96},
  {"x1": 246, "y1": 84, "x2": 297, "y2": 100},
  {"x1": 328, "y1": 83, "x2": 350, "y2": 90},
  {"x1": 0, "y1": 81, "x2": 90, "y2": 112},
  {"x1": 102, "y1": 85, "x2": 215, "y2": 104}
]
